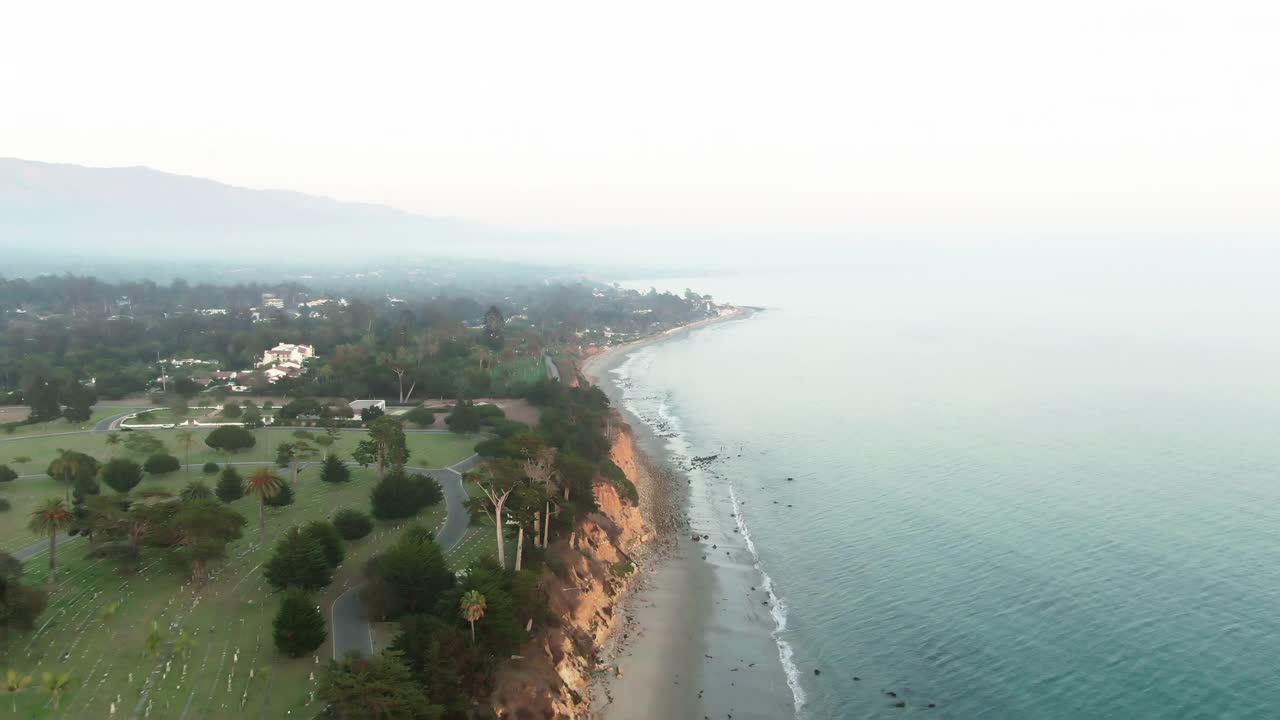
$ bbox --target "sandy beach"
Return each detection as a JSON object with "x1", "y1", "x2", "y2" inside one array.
[{"x1": 581, "y1": 307, "x2": 798, "y2": 720}]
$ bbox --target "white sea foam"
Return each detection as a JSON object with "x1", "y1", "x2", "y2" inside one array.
[
  {"x1": 729, "y1": 482, "x2": 807, "y2": 717},
  {"x1": 611, "y1": 347, "x2": 806, "y2": 718}
]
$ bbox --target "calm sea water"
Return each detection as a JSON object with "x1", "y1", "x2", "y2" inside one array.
[{"x1": 617, "y1": 259, "x2": 1280, "y2": 719}]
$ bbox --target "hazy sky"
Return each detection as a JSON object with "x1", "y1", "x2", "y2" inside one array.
[{"x1": 3, "y1": 1, "x2": 1278, "y2": 252}]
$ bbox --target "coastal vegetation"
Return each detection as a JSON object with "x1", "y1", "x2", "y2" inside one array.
[
  {"x1": 0, "y1": 423, "x2": 478, "y2": 718},
  {"x1": 0, "y1": 269, "x2": 689, "y2": 717}
]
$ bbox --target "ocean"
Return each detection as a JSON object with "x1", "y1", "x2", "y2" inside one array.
[{"x1": 610, "y1": 259, "x2": 1280, "y2": 718}]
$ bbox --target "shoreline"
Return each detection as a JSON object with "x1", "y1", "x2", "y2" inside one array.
[
  {"x1": 580, "y1": 307, "x2": 797, "y2": 720},
  {"x1": 577, "y1": 306, "x2": 755, "y2": 384}
]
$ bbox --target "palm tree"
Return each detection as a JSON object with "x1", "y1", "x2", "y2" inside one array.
[
  {"x1": 28, "y1": 498, "x2": 72, "y2": 585},
  {"x1": 174, "y1": 429, "x2": 196, "y2": 477},
  {"x1": 47, "y1": 449, "x2": 81, "y2": 503},
  {"x1": 5, "y1": 671, "x2": 33, "y2": 713},
  {"x1": 40, "y1": 672, "x2": 71, "y2": 711},
  {"x1": 245, "y1": 466, "x2": 282, "y2": 535},
  {"x1": 460, "y1": 590, "x2": 486, "y2": 644},
  {"x1": 105, "y1": 432, "x2": 122, "y2": 457}
]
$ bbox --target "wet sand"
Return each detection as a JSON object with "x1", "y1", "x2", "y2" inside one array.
[{"x1": 583, "y1": 309, "x2": 797, "y2": 720}]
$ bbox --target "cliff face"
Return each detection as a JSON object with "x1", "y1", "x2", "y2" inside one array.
[{"x1": 490, "y1": 416, "x2": 653, "y2": 719}]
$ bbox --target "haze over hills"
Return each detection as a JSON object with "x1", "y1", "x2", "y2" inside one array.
[{"x1": 0, "y1": 157, "x2": 536, "y2": 264}]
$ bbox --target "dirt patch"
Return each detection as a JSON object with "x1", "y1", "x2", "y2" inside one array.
[
  {"x1": 0, "y1": 406, "x2": 31, "y2": 423},
  {"x1": 478, "y1": 398, "x2": 542, "y2": 426}
]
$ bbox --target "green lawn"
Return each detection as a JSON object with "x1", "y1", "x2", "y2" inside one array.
[
  {"x1": 0, "y1": 429, "x2": 480, "y2": 556},
  {"x1": 488, "y1": 356, "x2": 546, "y2": 395},
  {"x1": 0, "y1": 408, "x2": 128, "y2": 438},
  {"x1": 5, "y1": 464, "x2": 455, "y2": 720}
]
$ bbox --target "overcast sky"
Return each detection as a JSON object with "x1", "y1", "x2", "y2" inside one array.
[{"x1": 2, "y1": 1, "x2": 1278, "y2": 260}]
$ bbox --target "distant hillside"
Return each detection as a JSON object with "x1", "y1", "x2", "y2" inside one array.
[{"x1": 0, "y1": 158, "x2": 495, "y2": 260}]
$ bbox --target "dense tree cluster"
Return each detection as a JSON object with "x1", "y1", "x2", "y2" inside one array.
[
  {"x1": 1, "y1": 273, "x2": 716, "y2": 408},
  {"x1": 370, "y1": 470, "x2": 443, "y2": 520}
]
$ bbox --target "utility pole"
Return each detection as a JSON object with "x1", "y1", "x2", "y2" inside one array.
[{"x1": 157, "y1": 351, "x2": 167, "y2": 393}]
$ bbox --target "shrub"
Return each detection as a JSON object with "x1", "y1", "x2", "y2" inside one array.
[
  {"x1": 360, "y1": 405, "x2": 385, "y2": 422},
  {"x1": 319, "y1": 453, "x2": 351, "y2": 484},
  {"x1": 489, "y1": 418, "x2": 530, "y2": 438},
  {"x1": 333, "y1": 509, "x2": 373, "y2": 540},
  {"x1": 544, "y1": 555, "x2": 568, "y2": 579},
  {"x1": 402, "y1": 407, "x2": 436, "y2": 428},
  {"x1": 0, "y1": 498, "x2": 10, "y2": 512},
  {"x1": 0, "y1": 464, "x2": 16, "y2": 483},
  {"x1": 0, "y1": 551, "x2": 47, "y2": 631},
  {"x1": 370, "y1": 471, "x2": 442, "y2": 520},
  {"x1": 264, "y1": 528, "x2": 332, "y2": 591},
  {"x1": 123, "y1": 432, "x2": 165, "y2": 456},
  {"x1": 301, "y1": 521, "x2": 345, "y2": 567},
  {"x1": 445, "y1": 401, "x2": 482, "y2": 433},
  {"x1": 143, "y1": 453, "x2": 181, "y2": 475},
  {"x1": 216, "y1": 467, "x2": 244, "y2": 503},
  {"x1": 11, "y1": 456, "x2": 30, "y2": 464},
  {"x1": 273, "y1": 587, "x2": 326, "y2": 657},
  {"x1": 474, "y1": 437, "x2": 505, "y2": 458},
  {"x1": 264, "y1": 482, "x2": 295, "y2": 507},
  {"x1": 181, "y1": 481, "x2": 214, "y2": 501},
  {"x1": 136, "y1": 485, "x2": 174, "y2": 499},
  {"x1": 101, "y1": 458, "x2": 145, "y2": 494},
  {"x1": 205, "y1": 425, "x2": 256, "y2": 452},
  {"x1": 201, "y1": 461, "x2": 220, "y2": 474},
  {"x1": 221, "y1": 402, "x2": 243, "y2": 419},
  {"x1": 600, "y1": 459, "x2": 639, "y2": 505}
]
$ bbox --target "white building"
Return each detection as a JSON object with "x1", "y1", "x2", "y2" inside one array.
[
  {"x1": 349, "y1": 399, "x2": 386, "y2": 413},
  {"x1": 259, "y1": 343, "x2": 316, "y2": 367}
]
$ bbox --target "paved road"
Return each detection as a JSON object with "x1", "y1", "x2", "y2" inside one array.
[
  {"x1": 330, "y1": 453, "x2": 480, "y2": 659},
  {"x1": 95, "y1": 409, "x2": 147, "y2": 432},
  {"x1": 1, "y1": 418, "x2": 455, "y2": 444},
  {"x1": 544, "y1": 353, "x2": 560, "y2": 382},
  {"x1": 12, "y1": 532, "x2": 78, "y2": 561}
]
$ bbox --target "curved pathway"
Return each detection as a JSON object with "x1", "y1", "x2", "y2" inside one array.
[
  {"x1": 8, "y1": 454, "x2": 482, "y2": 639},
  {"x1": 330, "y1": 453, "x2": 481, "y2": 659}
]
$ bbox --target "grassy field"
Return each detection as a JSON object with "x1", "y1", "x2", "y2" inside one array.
[
  {"x1": 0, "y1": 429, "x2": 479, "y2": 558},
  {"x1": 3, "y1": 458, "x2": 472, "y2": 720},
  {"x1": 0, "y1": 408, "x2": 129, "y2": 438},
  {"x1": 488, "y1": 356, "x2": 546, "y2": 396}
]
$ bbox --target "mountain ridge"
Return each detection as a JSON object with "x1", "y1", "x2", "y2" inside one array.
[{"x1": 0, "y1": 157, "x2": 487, "y2": 258}]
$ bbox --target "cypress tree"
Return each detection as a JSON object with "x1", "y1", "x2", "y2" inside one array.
[
  {"x1": 301, "y1": 520, "x2": 344, "y2": 567},
  {"x1": 216, "y1": 467, "x2": 244, "y2": 503},
  {"x1": 319, "y1": 453, "x2": 351, "y2": 484},
  {"x1": 272, "y1": 587, "x2": 326, "y2": 657},
  {"x1": 264, "y1": 527, "x2": 332, "y2": 591}
]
